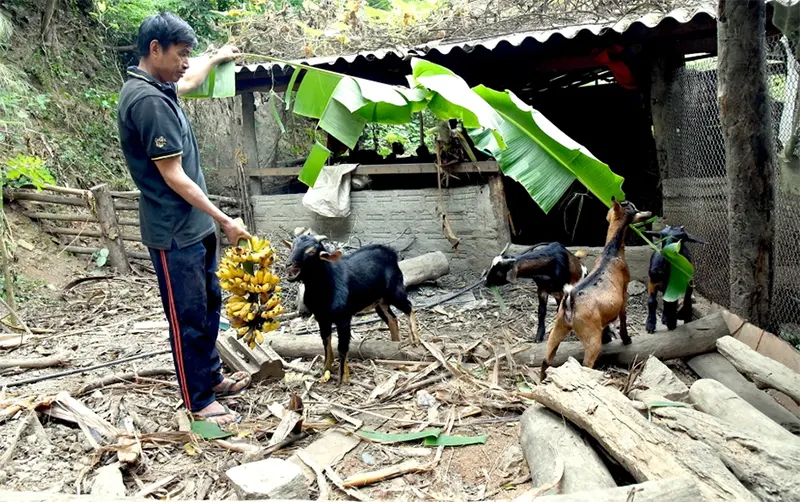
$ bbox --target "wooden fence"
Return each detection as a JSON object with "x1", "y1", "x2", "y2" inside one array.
[{"x1": 4, "y1": 184, "x2": 240, "y2": 273}]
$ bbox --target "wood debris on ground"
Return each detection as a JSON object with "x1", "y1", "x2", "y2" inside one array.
[{"x1": 0, "y1": 232, "x2": 798, "y2": 501}]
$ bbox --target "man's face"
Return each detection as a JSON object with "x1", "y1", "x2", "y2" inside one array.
[{"x1": 150, "y1": 40, "x2": 191, "y2": 83}]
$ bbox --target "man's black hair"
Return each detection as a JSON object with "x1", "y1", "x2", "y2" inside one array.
[{"x1": 137, "y1": 12, "x2": 197, "y2": 57}]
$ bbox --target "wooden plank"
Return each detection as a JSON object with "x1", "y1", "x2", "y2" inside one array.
[
  {"x1": 23, "y1": 212, "x2": 97, "y2": 223},
  {"x1": 64, "y1": 246, "x2": 149, "y2": 261},
  {"x1": 218, "y1": 161, "x2": 499, "y2": 178},
  {"x1": 108, "y1": 191, "x2": 238, "y2": 206},
  {"x1": 5, "y1": 190, "x2": 87, "y2": 207},
  {"x1": 241, "y1": 91, "x2": 262, "y2": 196},
  {"x1": 45, "y1": 226, "x2": 141, "y2": 242}
]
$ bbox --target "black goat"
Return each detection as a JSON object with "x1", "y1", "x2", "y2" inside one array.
[
  {"x1": 486, "y1": 242, "x2": 588, "y2": 343},
  {"x1": 644, "y1": 225, "x2": 706, "y2": 333},
  {"x1": 284, "y1": 233, "x2": 420, "y2": 384}
]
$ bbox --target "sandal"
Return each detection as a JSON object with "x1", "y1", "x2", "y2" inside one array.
[
  {"x1": 193, "y1": 403, "x2": 242, "y2": 425},
  {"x1": 214, "y1": 371, "x2": 252, "y2": 398}
]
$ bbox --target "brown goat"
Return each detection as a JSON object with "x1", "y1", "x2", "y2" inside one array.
[{"x1": 540, "y1": 198, "x2": 651, "y2": 379}]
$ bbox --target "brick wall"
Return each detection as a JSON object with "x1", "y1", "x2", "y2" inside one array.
[{"x1": 252, "y1": 181, "x2": 510, "y2": 273}]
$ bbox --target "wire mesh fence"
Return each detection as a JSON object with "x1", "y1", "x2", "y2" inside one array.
[{"x1": 663, "y1": 35, "x2": 800, "y2": 345}]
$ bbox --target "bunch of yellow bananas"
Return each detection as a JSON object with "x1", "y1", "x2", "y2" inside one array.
[{"x1": 217, "y1": 234, "x2": 283, "y2": 349}]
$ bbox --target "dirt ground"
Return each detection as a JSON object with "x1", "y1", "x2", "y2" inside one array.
[{"x1": 0, "y1": 213, "x2": 700, "y2": 500}]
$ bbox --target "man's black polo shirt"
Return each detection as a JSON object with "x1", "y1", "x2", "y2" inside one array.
[{"x1": 117, "y1": 66, "x2": 215, "y2": 250}]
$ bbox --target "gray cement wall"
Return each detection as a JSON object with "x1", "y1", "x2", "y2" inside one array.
[{"x1": 252, "y1": 183, "x2": 511, "y2": 273}]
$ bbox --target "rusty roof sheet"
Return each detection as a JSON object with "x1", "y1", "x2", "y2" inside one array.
[{"x1": 236, "y1": 3, "x2": 717, "y2": 76}]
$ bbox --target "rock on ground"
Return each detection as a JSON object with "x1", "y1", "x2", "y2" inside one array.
[{"x1": 226, "y1": 458, "x2": 309, "y2": 500}]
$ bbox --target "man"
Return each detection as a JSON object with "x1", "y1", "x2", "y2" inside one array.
[{"x1": 117, "y1": 12, "x2": 250, "y2": 425}]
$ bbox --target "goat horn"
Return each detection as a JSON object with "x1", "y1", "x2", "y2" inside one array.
[
  {"x1": 315, "y1": 234, "x2": 328, "y2": 242},
  {"x1": 500, "y1": 242, "x2": 511, "y2": 256}
]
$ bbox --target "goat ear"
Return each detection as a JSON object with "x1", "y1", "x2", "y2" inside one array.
[
  {"x1": 281, "y1": 239, "x2": 293, "y2": 249},
  {"x1": 686, "y1": 233, "x2": 707, "y2": 244},
  {"x1": 319, "y1": 249, "x2": 343, "y2": 263},
  {"x1": 505, "y1": 265, "x2": 518, "y2": 283}
]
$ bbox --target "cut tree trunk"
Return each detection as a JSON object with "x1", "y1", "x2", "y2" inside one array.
[
  {"x1": 716, "y1": 335, "x2": 800, "y2": 404},
  {"x1": 718, "y1": 0, "x2": 775, "y2": 326},
  {"x1": 688, "y1": 352, "x2": 800, "y2": 430},
  {"x1": 265, "y1": 336, "x2": 426, "y2": 362},
  {"x1": 689, "y1": 378, "x2": 799, "y2": 443},
  {"x1": 516, "y1": 312, "x2": 728, "y2": 368},
  {"x1": 531, "y1": 358, "x2": 756, "y2": 502},
  {"x1": 398, "y1": 251, "x2": 449, "y2": 287},
  {"x1": 519, "y1": 404, "x2": 616, "y2": 495},
  {"x1": 653, "y1": 406, "x2": 800, "y2": 502},
  {"x1": 90, "y1": 184, "x2": 130, "y2": 273},
  {"x1": 522, "y1": 477, "x2": 701, "y2": 502}
]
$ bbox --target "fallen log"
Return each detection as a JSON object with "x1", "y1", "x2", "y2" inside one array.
[
  {"x1": 397, "y1": 251, "x2": 450, "y2": 287},
  {"x1": 516, "y1": 312, "x2": 728, "y2": 368},
  {"x1": 519, "y1": 404, "x2": 616, "y2": 495},
  {"x1": 296, "y1": 251, "x2": 450, "y2": 313},
  {"x1": 687, "y1": 352, "x2": 800, "y2": 430},
  {"x1": 653, "y1": 406, "x2": 800, "y2": 502},
  {"x1": 531, "y1": 358, "x2": 756, "y2": 502},
  {"x1": 265, "y1": 335, "x2": 426, "y2": 362},
  {"x1": 518, "y1": 477, "x2": 701, "y2": 502},
  {"x1": 689, "y1": 378, "x2": 799, "y2": 443},
  {"x1": 716, "y1": 335, "x2": 800, "y2": 404}
]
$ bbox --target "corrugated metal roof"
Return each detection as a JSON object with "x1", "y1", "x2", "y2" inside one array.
[{"x1": 236, "y1": 4, "x2": 717, "y2": 77}]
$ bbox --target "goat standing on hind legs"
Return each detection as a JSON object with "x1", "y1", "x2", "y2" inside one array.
[
  {"x1": 284, "y1": 232, "x2": 420, "y2": 385},
  {"x1": 540, "y1": 198, "x2": 652, "y2": 380}
]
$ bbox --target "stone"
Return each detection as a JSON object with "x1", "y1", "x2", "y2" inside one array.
[
  {"x1": 627, "y1": 280, "x2": 647, "y2": 296},
  {"x1": 629, "y1": 355, "x2": 690, "y2": 402},
  {"x1": 226, "y1": 458, "x2": 309, "y2": 500}
]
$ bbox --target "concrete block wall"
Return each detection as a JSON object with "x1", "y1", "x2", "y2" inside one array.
[{"x1": 252, "y1": 181, "x2": 511, "y2": 273}]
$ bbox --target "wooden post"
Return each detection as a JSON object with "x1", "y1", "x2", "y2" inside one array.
[
  {"x1": 241, "y1": 92, "x2": 262, "y2": 197},
  {"x1": 718, "y1": 0, "x2": 775, "y2": 327},
  {"x1": 90, "y1": 184, "x2": 130, "y2": 273},
  {"x1": 650, "y1": 53, "x2": 684, "y2": 190},
  {"x1": 488, "y1": 174, "x2": 511, "y2": 248}
]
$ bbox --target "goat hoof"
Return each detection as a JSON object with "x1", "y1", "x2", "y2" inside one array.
[
  {"x1": 645, "y1": 322, "x2": 656, "y2": 334},
  {"x1": 533, "y1": 337, "x2": 544, "y2": 344}
]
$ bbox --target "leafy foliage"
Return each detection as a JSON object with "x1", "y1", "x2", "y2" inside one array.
[{"x1": 2, "y1": 155, "x2": 55, "y2": 191}]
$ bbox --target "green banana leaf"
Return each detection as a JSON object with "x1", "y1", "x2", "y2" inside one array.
[
  {"x1": 410, "y1": 58, "x2": 506, "y2": 149},
  {"x1": 660, "y1": 241, "x2": 694, "y2": 302},
  {"x1": 298, "y1": 140, "x2": 332, "y2": 187},
  {"x1": 182, "y1": 61, "x2": 236, "y2": 99},
  {"x1": 469, "y1": 86, "x2": 625, "y2": 213}
]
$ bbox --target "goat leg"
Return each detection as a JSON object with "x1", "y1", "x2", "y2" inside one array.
[
  {"x1": 535, "y1": 291, "x2": 548, "y2": 343},
  {"x1": 581, "y1": 327, "x2": 605, "y2": 368},
  {"x1": 408, "y1": 310, "x2": 421, "y2": 345},
  {"x1": 601, "y1": 325, "x2": 613, "y2": 344},
  {"x1": 646, "y1": 282, "x2": 658, "y2": 333},
  {"x1": 540, "y1": 313, "x2": 571, "y2": 381},
  {"x1": 376, "y1": 302, "x2": 400, "y2": 342},
  {"x1": 662, "y1": 300, "x2": 678, "y2": 331},
  {"x1": 618, "y1": 296, "x2": 632, "y2": 345},
  {"x1": 335, "y1": 321, "x2": 352, "y2": 385},
  {"x1": 678, "y1": 282, "x2": 694, "y2": 323},
  {"x1": 319, "y1": 321, "x2": 334, "y2": 383}
]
